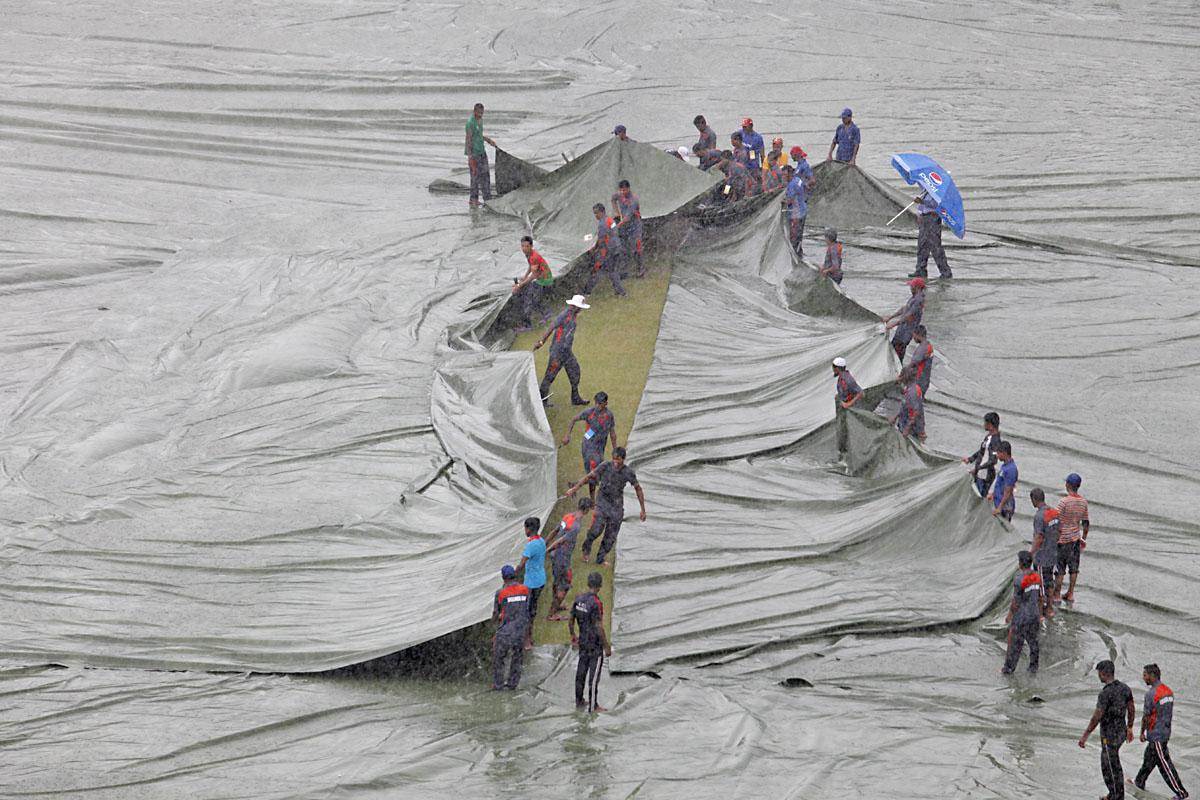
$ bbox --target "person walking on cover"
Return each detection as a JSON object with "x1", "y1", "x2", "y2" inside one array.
[
  {"x1": 491, "y1": 564, "x2": 530, "y2": 690},
  {"x1": 910, "y1": 190, "x2": 953, "y2": 279},
  {"x1": 905, "y1": 325, "x2": 933, "y2": 395},
  {"x1": 568, "y1": 446, "x2": 646, "y2": 567},
  {"x1": 1001, "y1": 550, "x2": 1042, "y2": 674},
  {"x1": 512, "y1": 235, "x2": 553, "y2": 331},
  {"x1": 544, "y1": 497, "x2": 594, "y2": 621},
  {"x1": 1054, "y1": 472, "x2": 1090, "y2": 604},
  {"x1": 717, "y1": 150, "x2": 752, "y2": 202},
  {"x1": 1029, "y1": 488, "x2": 1060, "y2": 618},
  {"x1": 832, "y1": 357, "x2": 863, "y2": 409},
  {"x1": 1079, "y1": 659, "x2": 1135, "y2": 800},
  {"x1": 963, "y1": 412, "x2": 1001, "y2": 497},
  {"x1": 783, "y1": 163, "x2": 814, "y2": 257},
  {"x1": 882, "y1": 277, "x2": 926, "y2": 361},
  {"x1": 569, "y1": 571, "x2": 612, "y2": 712},
  {"x1": 611, "y1": 180, "x2": 645, "y2": 278},
  {"x1": 826, "y1": 107, "x2": 860, "y2": 165},
  {"x1": 582, "y1": 203, "x2": 626, "y2": 297},
  {"x1": 988, "y1": 441, "x2": 1018, "y2": 521},
  {"x1": 535, "y1": 295, "x2": 590, "y2": 407},
  {"x1": 820, "y1": 228, "x2": 844, "y2": 284},
  {"x1": 737, "y1": 117, "x2": 765, "y2": 176},
  {"x1": 1134, "y1": 663, "x2": 1190, "y2": 798},
  {"x1": 465, "y1": 102, "x2": 496, "y2": 207},
  {"x1": 562, "y1": 391, "x2": 618, "y2": 502}
]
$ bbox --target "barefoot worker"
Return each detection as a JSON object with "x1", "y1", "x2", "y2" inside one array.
[
  {"x1": 562, "y1": 391, "x2": 618, "y2": 502},
  {"x1": 569, "y1": 571, "x2": 612, "y2": 712},
  {"x1": 544, "y1": 498, "x2": 594, "y2": 621},
  {"x1": 568, "y1": 446, "x2": 646, "y2": 568}
]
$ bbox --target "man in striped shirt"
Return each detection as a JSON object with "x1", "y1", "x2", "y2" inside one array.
[{"x1": 1054, "y1": 472, "x2": 1090, "y2": 603}]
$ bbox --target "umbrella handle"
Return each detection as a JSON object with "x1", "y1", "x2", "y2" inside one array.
[{"x1": 886, "y1": 200, "x2": 917, "y2": 227}]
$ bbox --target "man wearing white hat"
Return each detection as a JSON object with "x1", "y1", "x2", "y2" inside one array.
[
  {"x1": 831, "y1": 357, "x2": 864, "y2": 409},
  {"x1": 535, "y1": 295, "x2": 590, "y2": 406}
]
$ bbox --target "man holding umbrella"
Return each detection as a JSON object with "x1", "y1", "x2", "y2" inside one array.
[{"x1": 911, "y1": 189, "x2": 953, "y2": 279}]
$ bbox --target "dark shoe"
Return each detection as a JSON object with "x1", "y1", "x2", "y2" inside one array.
[
  {"x1": 571, "y1": 396, "x2": 588, "y2": 406},
  {"x1": 908, "y1": 271, "x2": 927, "y2": 278},
  {"x1": 619, "y1": 272, "x2": 630, "y2": 279},
  {"x1": 1000, "y1": 668, "x2": 1014, "y2": 675},
  {"x1": 937, "y1": 272, "x2": 953, "y2": 279}
]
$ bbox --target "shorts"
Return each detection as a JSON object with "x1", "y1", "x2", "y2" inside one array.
[
  {"x1": 1056, "y1": 540, "x2": 1081, "y2": 574},
  {"x1": 552, "y1": 556, "x2": 573, "y2": 593},
  {"x1": 527, "y1": 586, "x2": 542, "y2": 619}
]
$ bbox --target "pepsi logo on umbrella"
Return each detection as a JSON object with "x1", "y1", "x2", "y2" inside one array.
[{"x1": 928, "y1": 171, "x2": 943, "y2": 186}]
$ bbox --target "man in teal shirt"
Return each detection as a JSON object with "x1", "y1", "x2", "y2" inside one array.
[
  {"x1": 517, "y1": 517, "x2": 547, "y2": 649},
  {"x1": 465, "y1": 102, "x2": 496, "y2": 206}
]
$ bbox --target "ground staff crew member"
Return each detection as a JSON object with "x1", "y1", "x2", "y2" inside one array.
[
  {"x1": 562, "y1": 391, "x2": 618, "y2": 502},
  {"x1": 611, "y1": 180, "x2": 645, "y2": 278},
  {"x1": 1029, "y1": 488, "x2": 1060, "y2": 618},
  {"x1": 583, "y1": 204, "x2": 626, "y2": 297},
  {"x1": 1001, "y1": 550, "x2": 1042, "y2": 674},
  {"x1": 491, "y1": 565, "x2": 530, "y2": 690},
  {"x1": 1079, "y1": 659, "x2": 1135, "y2": 800},
  {"x1": 465, "y1": 102, "x2": 496, "y2": 206},
  {"x1": 544, "y1": 498, "x2": 594, "y2": 621},
  {"x1": 905, "y1": 325, "x2": 933, "y2": 395},
  {"x1": 882, "y1": 277, "x2": 925, "y2": 361},
  {"x1": 535, "y1": 295, "x2": 589, "y2": 406},
  {"x1": 832, "y1": 357, "x2": 863, "y2": 409},
  {"x1": 568, "y1": 446, "x2": 646, "y2": 567},
  {"x1": 963, "y1": 412, "x2": 1001, "y2": 496},
  {"x1": 910, "y1": 190, "x2": 953, "y2": 279},
  {"x1": 1134, "y1": 663, "x2": 1190, "y2": 798},
  {"x1": 512, "y1": 235, "x2": 553, "y2": 331},
  {"x1": 569, "y1": 571, "x2": 612, "y2": 712},
  {"x1": 1054, "y1": 472, "x2": 1090, "y2": 603}
]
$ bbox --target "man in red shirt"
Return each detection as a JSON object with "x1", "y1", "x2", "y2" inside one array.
[{"x1": 512, "y1": 235, "x2": 554, "y2": 331}]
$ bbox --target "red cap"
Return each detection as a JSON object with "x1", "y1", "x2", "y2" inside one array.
[
  {"x1": 741, "y1": 117, "x2": 753, "y2": 127},
  {"x1": 908, "y1": 277, "x2": 926, "y2": 290},
  {"x1": 789, "y1": 145, "x2": 807, "y2": 158}
]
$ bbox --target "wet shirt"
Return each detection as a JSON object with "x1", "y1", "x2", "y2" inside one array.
[
  {"x1": 611, "y1": 192, "x2": 643, "y2": 237},
  {"x1": 696, "y1": 125, "x2": 717, "y2": 152},
  {"x1": 1011, "y1": 570, "x2": 1042, "y2": 626},
  {"x1": 739, "y1": 130, "x2": 765, "y2": 170},
  {"x1": 595, "y1": 460, "x2": 638, "y2": 517},
  {"x1": 793, "y1": 157, "x2": 814, "y2": 185},
  {"x1": 522, "y1": 535, "x2": 547, "y2": 589},
  {"x1": 824, "y1": 242, "x2": 843, "y2": 281},
  {"x1": 836, "y1": 369, "x2": 861, "y2": 403},
  {"x1": 527, "y1": 249, "x2": 553, "y2": 286},
  {"x1": 762, "y1": 165, "x2": 787, "y2": 192},
  {"x1": 894, "y1": 290, "x2": 925, "y2": 341},
  {"x1": 1032, "y1": 505, "x2": 1060, "y2": 567},
  {"x1": 1056, "y1": 493, "x2": 1089, "y2": 543},
  {"x1": 552, "y1": 512, "x2": 583, "y2": 573},
  {"x1": 572, "y1": 591, "x2": 605, "y2": 651},
  {"x1": 917, "y1": 191, "x2": 940, "y2": 216},
  {"x1": 832, "y1": 122, "x2": 860, "y2": 161},
  {"x1": 576, "y1": 405, "x2": 615, "y2": 455},
  {"x1": 969, "y1": 433, "x2": 999, "y2": 485},
  {"x1": 763, "y1": 149, "x2": 786, "y2": 172},
  {"x1": 698, "y1": 148, "x2": 723, "y2": 170},
  {"x1": 1144, "y1": 682, "x2": 1175, "y2": 742},
  {"x1": 992, "y1": 459, "x2": 1018, "y2": 513},
  {"x1": 1097, "y1": 679, "x2": 1134, "y2": 742},
  {"x1": 493, "y1": 583, "x2": 531, "y2": 639},
  {"x1": 466, "y1": 115, "x2": 486, "y2": 155},
  {"x1": 785, "y1": 175, "x2": 809, "y2": 219},
  {"x1": 594, "y1": 216, "x2": 617, "y2": 265},
  {"x1": 546, "y1": 308, "x2": 579, "y2": 355},
  {"x1": 723, "y1": 160, "x2": 751, "y2": 201},
  {"x1": 907, "y1": 340, "x2": 933, "y2": 394}
]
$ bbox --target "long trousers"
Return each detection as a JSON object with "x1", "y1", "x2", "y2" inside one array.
[
  {"x1": 618, "y1": 231, "x2": 644, "y2": 275},
  {"x1": 576, "y1": 648, "x2": 604, "y2": 710},
  {"x1": 492, "y1": 636, "x2": 523, "y2": 689},
  {"x1": 1136, "y1": 740, "x2": 1189, "y2": 797},
  {"x1": 539, "y1": 350, "x2": 582, "y2": 402},
  {"x1": 582, "y1": 512, "x2": 623, "y2": 564},
  {"x1": 583, "y1": 258, "x2": 625, "y2": 297},
  {"x1": 789, "y1": 215, "x2": 806, "y2": 257},
  {"x1": 519, "y1": 283, "x2": 546, "y2": 324},
  {"x1": 1002, "y1": 620, "x2": 1039, "y2": 673},
  {"x1": 915, "y1": 213, "x2": 951, "y2": 276},
  {"x1": 468, "y1": 151, "x2": 492, "y2": 202},
  {"x1": 1101, "y1": 738, "x2": 1125, "y2": 800}
]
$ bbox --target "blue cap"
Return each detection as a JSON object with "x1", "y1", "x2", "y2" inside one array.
[
  {"x1": 501, "y1": 564, "x2": 516, "y2": 579},
  {"x1": 613, "y1": 124, "x2": 626, "y2": 134},
  {"x1": 1065, "y1": 472, "x2": 1082, "y2": 487},
  {"x1": 840, "y1": 107, "x2": 853, "y2": 117}
]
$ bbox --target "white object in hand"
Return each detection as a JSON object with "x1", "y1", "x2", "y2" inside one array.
[{"x1": 584, "y1": 233, "x2": 594, "y2": 242}]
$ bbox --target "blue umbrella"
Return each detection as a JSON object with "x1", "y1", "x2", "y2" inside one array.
[{"x1": 890, "y1": 152, "x2": 966, "y2": 238}]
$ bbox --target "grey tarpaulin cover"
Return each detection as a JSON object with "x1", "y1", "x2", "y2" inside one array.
[{"x1": 4, "y1": 2, "x2": 1200, "y2": 795}]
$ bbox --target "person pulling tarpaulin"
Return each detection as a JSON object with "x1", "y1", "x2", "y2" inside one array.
[
  {"x1": 882, "y1": 277, "x2": 926, "y2": 361},
  {"x1": 567, "y1": 446, "x2": 646, "y2": 568},
  {"x1": 465, "y1": 102, "x2": 497, "y2": 207},
  {"x1": 562, "y1": 390, "x2": 619, "y2": 502},
  {"x1": 890, "y1": 365, "x2": 925, "y2": 442},
  {"x1": 611, "y1": 180, "x2": 645, "y2": 278},
  {"x1": 491, "y1": 565, "x2": 530, "y2": 690},
  {"x1": 831, "y1": 357, "x2": 863, "y2": 409},
  {"x1": 819, "y1": 228, "x2": 844, "y2": 284},
  {"x1": 512, "y1": 235, "x2": 554, "y2": 332},
  {"x1": 535, "y1": 294, "x2": 590, "y2": 407},
  {"x1": 716, "y1": 150, "x2": 752, "y2": 202},
  {"x1": 903, "y1": 325, "x2": 933, "y2": 395},
  {"x1": 962, "y1": 412, "x2": 1001, "y2": 496},
  {"x1": 583, "y1": 204, "x2": 626, "y2": 298}
]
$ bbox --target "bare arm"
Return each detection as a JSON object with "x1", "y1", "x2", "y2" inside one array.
[
  {"x1": 1127, "y1": 699, "x2": 1136, "y2": 742},
  {"x1": 850, "y1": 142, "x2": 859, "y2": 165},
  {"x1": 609, "y1": 420, "x2": 620, "y2": 451},
  {"x1": 566, "y1": 466, "x2": 601, "y2": 496},
  {"x1": 562, "y1": 414, "x2": 582, "y2": 446},
  {"x1": 512, "y1": 266, "x2": 535, "y2": 292},
  {"x1": 841, "y1": 391, "x2": 863, "y2": 410},
  {"x1": 1079, "y1": 707, "x2": 1104, "y2": 747},
  {"x1": 635, "y1": 484, "x2": 647, "y2": 521}
]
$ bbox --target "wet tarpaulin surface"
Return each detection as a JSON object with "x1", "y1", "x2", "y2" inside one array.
[{"x1": 3, "y1": 0, "x2": 1200, "y2": 796}]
